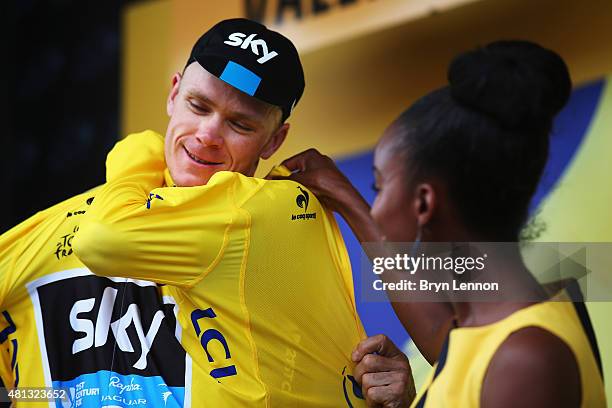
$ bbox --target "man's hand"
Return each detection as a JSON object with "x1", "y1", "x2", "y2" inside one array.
[{"x1": 352, "y1": 334, "x2": 416, "y2": 408}]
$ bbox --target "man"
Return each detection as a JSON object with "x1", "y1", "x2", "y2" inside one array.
[
  {"x1": 73, "y1": 19, "x2": 367, "y2": 407},
  {"x1": 0, "y1": 18, "x2": 365, "y2": 408}
]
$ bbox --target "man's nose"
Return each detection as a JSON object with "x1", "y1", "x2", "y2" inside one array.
[{"x1": 195, "y1": 116, "x2": 224, "y2": 148}]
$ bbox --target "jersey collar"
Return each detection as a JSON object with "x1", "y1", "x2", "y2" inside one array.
[{"x1": 164, "y1": 168, "x2": 176, "y2": 187}]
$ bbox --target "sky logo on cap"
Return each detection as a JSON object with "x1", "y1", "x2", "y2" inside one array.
[
  {"x1": 224, "y1": 33, "x2": 279, "y2": 64},
  {"x1": 220, "y1": 61, "x2": 262, "y2": 96}
]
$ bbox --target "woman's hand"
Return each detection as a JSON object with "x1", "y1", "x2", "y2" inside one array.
[
  {"x1": 267, "y1": 148, "x2": 358, "y2": 214},
  {"x1": 352, "y1": 334, "x2": 416, "y2": 407},
  {"x1": 269, "y1": 149, "x2": 384, "y2": 244}
]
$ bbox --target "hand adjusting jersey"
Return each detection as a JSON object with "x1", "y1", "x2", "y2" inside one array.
[
  {"x1": 0, "y1": 136, "x2": 188, "y2": 407},
  {"x1": 74, "y1": 130, "x2": 368, "y2": 407}
]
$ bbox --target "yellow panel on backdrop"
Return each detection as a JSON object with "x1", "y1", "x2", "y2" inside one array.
[
  {"x1": 170, "y1": 0, "x2": 243, "y2": 74},
  {"x1": 536, "y1": 78, "x2": 612, "y2": 400},
  {"x1": 123, "y1": 0, "x2": 612, "y2": 169},
  {"x1": 122, "y1": 1, "x2": 173, "y2": 136}
]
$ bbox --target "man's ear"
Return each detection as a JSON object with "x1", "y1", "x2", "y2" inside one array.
[
  {"x1": 413, "y1": 183, "x2": 436, "y2": 228},
  {"x1": 260, "y1": 123, "x2": 290, "y2": 160},
  {"x1": 166, "y1": 72, "x2": 182, "y2": 116}
]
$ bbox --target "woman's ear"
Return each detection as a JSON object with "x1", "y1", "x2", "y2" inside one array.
[{"x1": 413, "y1": 183, "x2": 436, "y2": 228}]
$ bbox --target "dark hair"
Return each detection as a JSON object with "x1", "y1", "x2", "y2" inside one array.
[{"x1": 394, "y1": 40, "x2": 571, "y2": 240}]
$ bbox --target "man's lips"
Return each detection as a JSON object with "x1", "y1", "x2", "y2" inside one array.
[{"x1": 182, "y1": 145, "x2": 224, "y2": 166}]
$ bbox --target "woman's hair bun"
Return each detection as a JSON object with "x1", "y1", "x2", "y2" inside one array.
[{"x1": 448, "y1": 40, "x2": 571, "y2": 130}]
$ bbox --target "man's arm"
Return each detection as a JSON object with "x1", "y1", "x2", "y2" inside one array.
[
  {"x1": 73, "y1": 132, "x2": 238, "y2": 287},
  {"x1": 105, "y1": 130, "x2": 167, "y2": 184},
  {"x1": 73, "y1": 172, "x2": 237, "y2": 286}
]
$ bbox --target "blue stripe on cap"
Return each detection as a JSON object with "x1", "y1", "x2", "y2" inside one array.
[{"x1": 219, "y1": 61, "x2": 261, "y2": 96}]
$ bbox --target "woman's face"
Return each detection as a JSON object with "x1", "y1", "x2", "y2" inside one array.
[{"x1": 371, "y1": 124, "x2": 419, "y2": 242}]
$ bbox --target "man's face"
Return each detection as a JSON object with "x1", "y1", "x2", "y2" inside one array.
[{"x1": 165, "y1": 62, "x2": 289, "y2": 187}]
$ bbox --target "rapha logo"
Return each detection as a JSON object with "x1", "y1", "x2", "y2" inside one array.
[
  {"x1": 291, "y1": 187, "x2": 316, "y2": 221},
  {"x1": 224, "y1": 32, "x2": 279, "y2": 64},
  {"x1": 109, "y1": 376, "x2": 143, "y2": 393}
]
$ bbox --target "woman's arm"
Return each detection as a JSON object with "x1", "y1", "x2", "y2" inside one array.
[
  {"x1": 481, "y1": 327, "x2": 581, "y2": 407},
  {"x1": 269, "y1": 149, "x2": 454, "y2": 363}
]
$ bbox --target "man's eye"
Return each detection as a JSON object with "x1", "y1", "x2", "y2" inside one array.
[
  {"x1": 188, "y1": 100, "x2": 207, "y2": 113},
  {"x1": 231, "y1": 121, "x2": 254, "y2": 132},
  {"x1": 371, "y1": 183, "x2": 381, "y2": 193}
]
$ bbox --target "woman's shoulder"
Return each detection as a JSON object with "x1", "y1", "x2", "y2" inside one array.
[{"x1": 481, "y1": 325, "x2": 581, "y2": 407}]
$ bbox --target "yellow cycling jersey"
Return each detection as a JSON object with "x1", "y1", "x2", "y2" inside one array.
[
  {"x1": 74, "y1": 130, "x2": 368, "y2": 407},
  {"x1": 0, "y1": 136, "x2": 188, "y2": 407},
  {"x1": 411, "y1": 291, "x2": 606, "y2": 407}
]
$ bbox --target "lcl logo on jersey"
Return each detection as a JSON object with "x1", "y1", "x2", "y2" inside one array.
[{"x1": 224, "y1": 33, "x2": 279, "y2": 64}]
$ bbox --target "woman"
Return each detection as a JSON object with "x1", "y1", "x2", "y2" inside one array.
[{"x1": 271, "y1": 41, "x2": 606, "y2": 407}]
